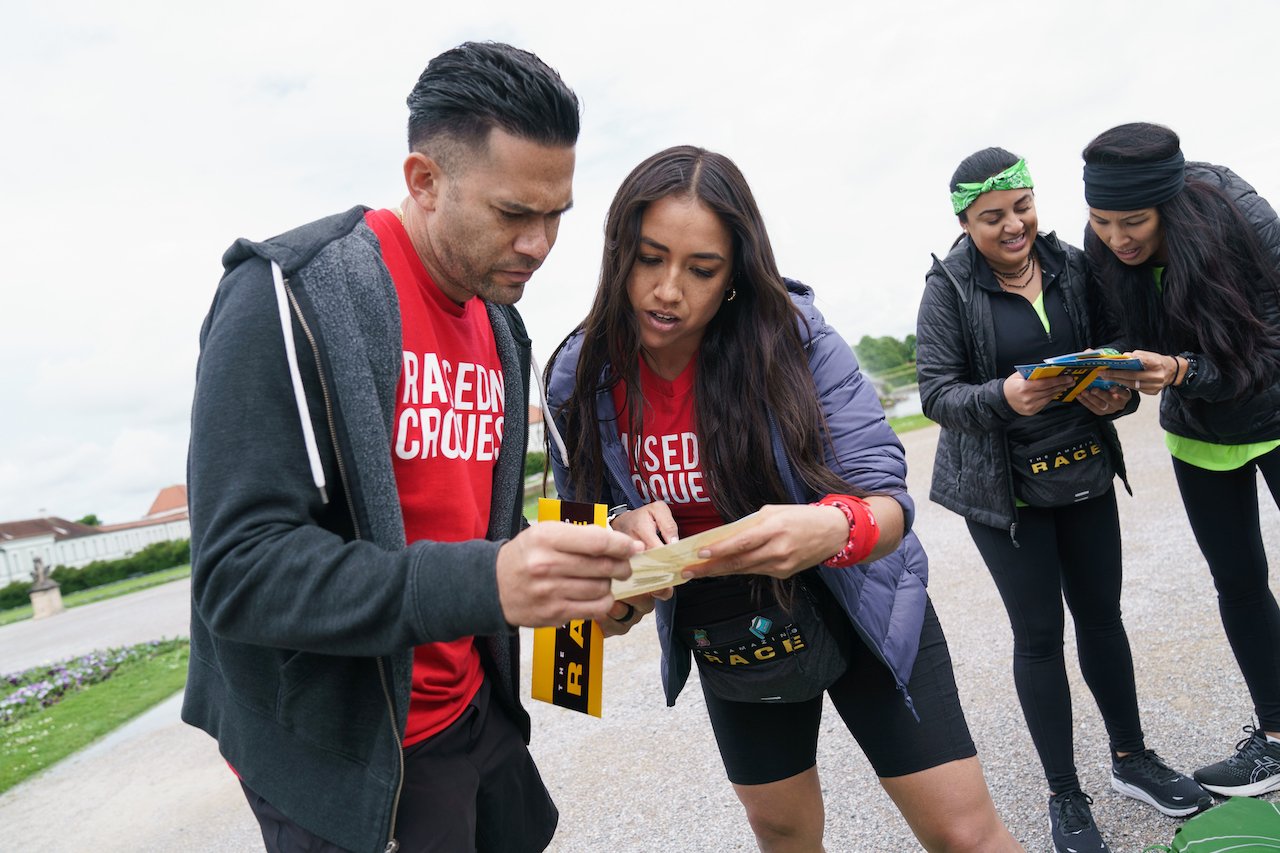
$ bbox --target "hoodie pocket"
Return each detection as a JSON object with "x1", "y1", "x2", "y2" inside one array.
[{"x1": 276, "y1": 651, "x2": 386, "y2": 764}]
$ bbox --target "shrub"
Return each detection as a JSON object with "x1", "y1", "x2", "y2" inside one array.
[
  {"x1": 524, "y1": 451, "x2": 547, "y2": 478},
  {"x1": 22, "y1": 540, "x2": 191, "y2": 602},
  {"x1": 0, "y1": 581, "x2": 32, "y2": 612}
]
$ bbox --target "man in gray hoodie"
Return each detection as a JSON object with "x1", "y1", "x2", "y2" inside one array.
[{"x1": 185, "y1": 42, "x2": 641, "y2": 853}]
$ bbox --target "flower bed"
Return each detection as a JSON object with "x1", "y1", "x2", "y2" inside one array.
[{"x1": 1, "y1": 639, "x2": 185, "y2": 726}]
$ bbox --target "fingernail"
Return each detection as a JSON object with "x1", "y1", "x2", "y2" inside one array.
[
  {"x1": 681, "y1": 571, "x2": 695, "y2": 580},
  {"x1": 697, "y1": 549, "x2": 710, "y2": 558}
]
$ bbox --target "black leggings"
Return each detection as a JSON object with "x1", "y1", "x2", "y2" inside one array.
[
  {"x1": 1172, "y1": 445, "x2": 1280, "y2": 731},
  {"x1": 966, "y1": 488, "x2": 1145, "y2": 794}
]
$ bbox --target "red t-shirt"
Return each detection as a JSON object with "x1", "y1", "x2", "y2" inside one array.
[
  {"x1": 367, "y1": 208, "x2": 501, "y2": 747},
  {"x1": 611, "y1": 356, "x2": 723, "y2": 536}
]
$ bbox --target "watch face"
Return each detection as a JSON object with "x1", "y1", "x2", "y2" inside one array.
[{"x1": 1177, "y1": 353, "x2": 1198, "y2": 385}]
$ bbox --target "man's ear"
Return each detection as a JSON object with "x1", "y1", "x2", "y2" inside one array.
[{"x1": 404, "y1": 151, "x2": 444, "y2": 211}]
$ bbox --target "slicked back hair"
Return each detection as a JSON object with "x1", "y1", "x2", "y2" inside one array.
[{"x1": 406, "y1": 41, "x2": 579, "y2": 167}]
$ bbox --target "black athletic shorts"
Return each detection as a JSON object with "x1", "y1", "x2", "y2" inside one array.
[{"x1": 700, "y1": 596, "x2": 976, "y2": 786}]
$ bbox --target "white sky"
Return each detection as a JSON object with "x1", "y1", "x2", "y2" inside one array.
[{"x1": 3, "y1": 0, "x2": 1278, "y2": 523}]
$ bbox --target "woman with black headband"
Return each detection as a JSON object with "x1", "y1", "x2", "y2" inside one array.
[
  {"x1": 916, "y1": 148, "x2": 1210, "y2": 853},
  {"x1": 1082, "y1": 121, "x2": 1280, "y2": 799}
]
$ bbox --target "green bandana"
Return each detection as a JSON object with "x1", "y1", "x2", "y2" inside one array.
[{"x1": 951, "y1": 159, "x2": 1034, "y2": 215}]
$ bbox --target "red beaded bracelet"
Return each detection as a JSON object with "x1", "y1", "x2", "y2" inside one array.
[{"x1": 812, "y1": 494, "x2": 880, "y2": 568}]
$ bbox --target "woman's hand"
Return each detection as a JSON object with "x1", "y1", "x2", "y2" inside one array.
[
  {"x1": 1003, "y1": 370, "x2": 1075, "y2": 416},
  {"x1": 608, "y1": 501, "x2": 679, "y2": 549},
  {"x1": 599, "y1": 587, "x2": 674, "y2": 637},
  {"x1": 1075, "y1": 384, "x2": 1133, "y2": 416},
  {"x1": 1103, "y1": 350, "x2": 1180, "y2": 395},
  {"x1": 679, "y1": 503, "x2": 851, "y2": 581}
]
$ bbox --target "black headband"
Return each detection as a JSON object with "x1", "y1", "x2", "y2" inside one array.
[{"x1": 1083, "y1": 150, "x2": 1186, "y2": 210}]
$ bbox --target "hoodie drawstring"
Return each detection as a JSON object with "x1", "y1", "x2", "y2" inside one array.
[
  {"x1": 271, "y1": 260, "x2": 329, "y2": 503},
  {"x1": 529, "y1": 350, "x2": 569, "y2": 468}
]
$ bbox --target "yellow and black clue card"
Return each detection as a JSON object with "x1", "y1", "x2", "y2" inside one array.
[{"x1": 530, "y1": 498, "x2": 606, "y2": 717}]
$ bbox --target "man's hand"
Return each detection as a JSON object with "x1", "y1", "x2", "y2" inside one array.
[
  {"x1": 599, "y1": 587, "x2": 675, "y2": 637},
  {"x1": 496, "y1": 522, "x2": 641, "y2": 627}
]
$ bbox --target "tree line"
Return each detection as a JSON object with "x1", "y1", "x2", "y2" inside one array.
[{"x1": 853, "y1": 334, "x2": 916, "y2": 377}]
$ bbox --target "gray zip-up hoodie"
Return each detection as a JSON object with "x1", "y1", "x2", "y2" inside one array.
[{"x1": 184, "y1": 206, "x2": 531, "y2": 853}]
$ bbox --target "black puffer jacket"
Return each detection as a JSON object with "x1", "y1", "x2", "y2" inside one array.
[
  {"x1": 1154, "y1": 163, "x2": 1280, "y2": 444},
  {"x1": 916, "y1": 232, "x2": 1132, "y2": 533}
]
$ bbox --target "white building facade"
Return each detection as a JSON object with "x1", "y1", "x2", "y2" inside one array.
[{"x1": 0, "y1": 486, "x2": 190, "y2": 586}]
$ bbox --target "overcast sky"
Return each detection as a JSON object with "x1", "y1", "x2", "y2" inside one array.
[{"x1": 3, "y1": 0, "x2": 1278, "y2": 523}]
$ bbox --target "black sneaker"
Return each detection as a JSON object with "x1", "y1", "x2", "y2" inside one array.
[
  {"x1": 1193, "y1": 726, "x2": 1280, "y2": 797},
  {"x1": 1110, "y1": 749, "x2": 1211, "y2": 816},
  {"x1": 1048, "y1": 790, "x2": 1108, "y2": 853}
]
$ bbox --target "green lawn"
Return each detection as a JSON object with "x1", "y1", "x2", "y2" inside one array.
[
  {"x1": 0, "y1": 565, "x2": 191, "y2": 628},
  {"x1": 888, "y1": 413, "x2": 934, "y2": 434},
  {"x1": 0, "y1": 641, "x2": 189, "y2": 793}
]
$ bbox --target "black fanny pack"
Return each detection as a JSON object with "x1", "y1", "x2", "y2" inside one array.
[
  {"x1": 1009, "y1": 425, "x2": 1114, "y2": 508},
  {"x1": 675, "y1": 573, "x2": 852, "y2": 704}
]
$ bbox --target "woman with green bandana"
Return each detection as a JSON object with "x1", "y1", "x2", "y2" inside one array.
[
  {"x1": 1082, "y1": 121, "x2": 1280, "y2": 800},
  {"x1": 916, "y1": 149, "x2": 1210, "y2": 853}
]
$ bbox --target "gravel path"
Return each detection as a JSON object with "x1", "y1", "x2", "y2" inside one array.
[
  {"x1": 528, "y1": 400, "x2": 1280, "y2": 851},
  {"x1": 1, "y1": 399, "x2": 1276, "y2": 851}
]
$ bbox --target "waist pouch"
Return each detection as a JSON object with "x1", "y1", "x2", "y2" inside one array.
[
  {"x1": 675, "y1": 572, "x2": 852, "y2": 703},
  {"x1": 1009, "y1": 425, "x2": 1114, "y2": 508}
]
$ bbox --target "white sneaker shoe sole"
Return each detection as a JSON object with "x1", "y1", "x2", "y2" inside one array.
[
  {"x1": 1110, "y1": 774, "x2": 1205, "y2": 817},
  {"x1": 1196, "y1": 772, "x2": 1280, "y2": 798}
]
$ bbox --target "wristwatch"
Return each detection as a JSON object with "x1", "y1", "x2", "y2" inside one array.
[
  {"x1": 1177, "y1": 352, "x2": 1199, "y2": 388},
  {"x1": 606, "y1": 504, "x2": 630, "y2": 526}
]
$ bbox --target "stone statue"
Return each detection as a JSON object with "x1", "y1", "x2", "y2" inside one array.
[{"x1": 31, "y1": 556, "x2": 57, "y2": 591}]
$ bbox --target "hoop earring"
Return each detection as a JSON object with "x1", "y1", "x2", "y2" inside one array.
[{"x1": 725, "y1": 287, "x2": 737, "y2": 302}]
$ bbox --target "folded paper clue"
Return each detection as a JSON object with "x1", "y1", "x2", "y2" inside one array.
[
  {"x1": 611, "y1": 511, "x2": 765, "y2": 598},
  {"x1": 529, "y1": 500, "x2": 767, "y2": 717}
]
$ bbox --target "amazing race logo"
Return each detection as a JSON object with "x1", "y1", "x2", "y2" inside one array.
[
  {"x1": 691, "y1": 620, "x2": 809, "y2": 668},
  {"x1": 1025, "y1": 434, "x2": 1103, "y2": 475},
  {"x1": 395, "y1": 352, "x2": 504, "y2": 461},
  {"x1": 620, "y1": 430, "x2": 711, "y2": 506}
]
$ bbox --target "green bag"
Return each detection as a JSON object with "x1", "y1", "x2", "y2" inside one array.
[{"x1": 1143, "y1": 797, "x2": 1280, "y2": 852}]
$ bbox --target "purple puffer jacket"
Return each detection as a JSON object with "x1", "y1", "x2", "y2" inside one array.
[{"x1": 547, "y1": 280, "x2": 931, "y2": 712}]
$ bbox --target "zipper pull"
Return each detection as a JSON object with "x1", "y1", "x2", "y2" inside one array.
[{"x1": 384, "y1": 841, "x2": 400, "y2": 853}]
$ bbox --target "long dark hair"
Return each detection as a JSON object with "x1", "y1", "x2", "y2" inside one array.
[
  {"x1": 1082, "y1": 122, "x2": 1280, "y2": 397},
  {"x1": 551, "y1": 145, "x2": 865, "y2": 527}
]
